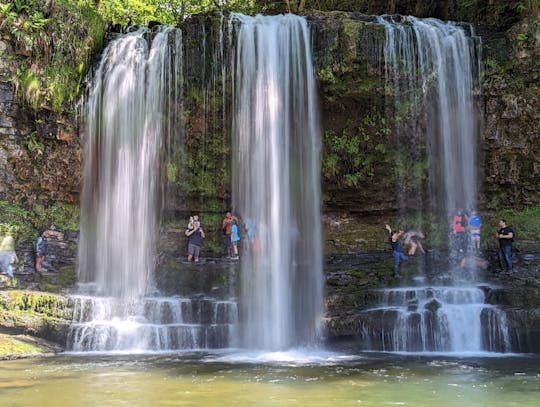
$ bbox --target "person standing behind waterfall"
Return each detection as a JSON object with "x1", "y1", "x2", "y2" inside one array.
[
  {"x1": 222, "y1": 212, "x2": 238, "y2": 258},
  {"x1": 496, "y1": 219, "x2": 514, "y2": 273},
  {"x1": 186, "y1": 215, "x2": 205, "y2": 263},
  {"x1": 385, "y1": 224, "x2": 407, "y2": 278},
  {"x1": 452, "y1": 209, "x2": 468, "y2": 252},
  {"x1": 231, "y1": 220, "x2": 240, "y2": 260},
  {"x1": 468, "y1": 210, "x2": 482, "y2": 251}
]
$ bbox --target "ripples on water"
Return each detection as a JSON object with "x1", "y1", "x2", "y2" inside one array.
[{"x1": 1, "y1": 352, "x2": 539, "y2": 406}]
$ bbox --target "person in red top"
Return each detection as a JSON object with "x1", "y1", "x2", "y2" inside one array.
[
  {"x1": 452, "y1": 209, "x2": 468, "y2": 252},
  {"x1": 222, "y1": 212, "x2": 238, "y2": 258}
]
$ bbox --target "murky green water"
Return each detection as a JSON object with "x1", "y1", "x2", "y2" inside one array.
[{"x1": 1, "y1": 352, "x2": 539, "y2": 406}]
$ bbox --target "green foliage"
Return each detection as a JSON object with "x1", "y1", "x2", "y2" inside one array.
[
  {"x1": 16, "y1": 68, "x2": 41, "y2": 109},
  {"x1": 0, "y1": 0, "x2": 105, "y2": 112},
  {"x1": 97, "y1": 0, "x2": 258, "y2": 27},
  {"x1": 0, "y1": 200, "x2": 79, "y2": 243},
  {"x1": 317, "y1": 66, "x2": 335, "y2": 82},
  {"x1": 0, "y1": 333, "x2": 42, "y2": 356},
  {"x1": 38, "y1": 266, "x2": 77, "y2": 292},
  {"x1": 322, "y1": 111, "x2": 391, "y2": 187},
  {"x1": 456, "y1": 0, "x2": 531, "y2": 28},
  {"x1": 166, "y1": 161, "x2": 178, "y2": 183},
  {"x1": 0, "y1": 201, "x2": 32, "y2": 240},
  {"x1": 496, "y1": 206, "x2": 540, "y2": 243},
  {"x1": 25, "y1": 131, "x2": 44, "y2": 154},
  {"x1": 32, "y1": 202, "x2": 80, "y2": 231}
]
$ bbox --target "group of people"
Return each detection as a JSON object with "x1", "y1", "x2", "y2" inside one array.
[
  {"x1": 183, "y1": 211, "x2": 240, "y2": 263},
  {"x1": 386, "y1": 214, "x2": 516, "y2": 277},
  {"x1": 451, "y1": 209, "x2": 482, "y2": 253},
  {"x1": 385, "y1": 224, "x2": 425, "y2": 278},
  {"x1": 0, "y1": 225, "x2": 63, "y2": 279}
]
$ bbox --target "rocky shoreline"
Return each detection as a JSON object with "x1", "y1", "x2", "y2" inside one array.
[{"x1": 2, "y1": 245, "x2": 540, "y2": 358}]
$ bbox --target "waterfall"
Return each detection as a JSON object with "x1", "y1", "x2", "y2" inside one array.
[
  {"x1": 71, "y1": 27, "x2": 237, "y2": 352},
  {"x1": 230, "y1": 14, "x2": 324, "y2": 350},
  {"x1": 378, "y1": 16, "x2": 481, "y2": 216},
  {"x1": 78, "y1": 27, "x2": 181, "y2": 299},
  {"x1": 359, "y1": 286, "x2": 510, "y2": 353},
  {"x1": 359, "y1": 17, "x2": 510, "y2": 353}
]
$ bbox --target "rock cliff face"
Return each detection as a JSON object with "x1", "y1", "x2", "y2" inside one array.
[
  {"x1": 0, "y1": 11, "x2": 537, "y2": 217},
  {"x1": 0, "y1": 38, "x2": 81, "y2": 206},
  {"x1": 0, "y1": 9, "x2": 539, "y2": 351},
  {"x1": 481, "y1": 16, "x2": 540, "y2": 209}
]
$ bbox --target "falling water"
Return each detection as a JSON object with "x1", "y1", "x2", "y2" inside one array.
[
  {"x1": 377, "y1": 16, "x2": 481, "y2": 215},
  {"x1": 230, "y1": 14, "x2": 324, "y2": 350},
  {"x1": 78, "y1": 27, "x2": 181, "y2": 299},
  {"x1": 359, "y1": 17, "x2": 510, "y2": 353},
  {"x1": 69, "y1": 27, "x2": 239, "y2": 352}
]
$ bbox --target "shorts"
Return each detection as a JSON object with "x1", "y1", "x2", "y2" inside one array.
[
  {"x1": 188, "y1": 243, "x2": 201, "y2": 257},
  {"x1": 224, "y1": 234, "x2": 232, "y2": 248}
]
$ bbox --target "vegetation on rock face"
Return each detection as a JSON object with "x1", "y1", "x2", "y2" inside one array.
[
  {"x1": 0, "y1": 0, "x2": 105, "y2": 112},
  {"x1": 0, "y1": 200, "x2": 78, "y2": 242},
  {"x1": 0, "y1": 333, "x2": 43, "y2": 358},
  {"x1": 96, "y1": 0, "x2": 258, "y2": 26},
  {"x1": 0, "y1": 290, "x2": 72, "y2": 346}
]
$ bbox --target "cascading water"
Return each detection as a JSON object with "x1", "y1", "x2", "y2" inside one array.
[
  {"x1": 69, "y1": 27, "x2": 236, "y2": 352},
  {"x1": 358, "y1": 17, "x2": 510, "y2": 353},
  {"x1": 230, "y1": 14, "x2": 324, "y2": 350}
]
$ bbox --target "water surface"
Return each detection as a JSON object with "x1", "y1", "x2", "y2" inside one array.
[{"x1": 1, "y1": 353, "x2": 539, "y2": 406}]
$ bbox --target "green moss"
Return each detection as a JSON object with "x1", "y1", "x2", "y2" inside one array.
[
  {"x1": 37, "y1": 266, "x2": 77, "y2": 293},
  {"x1": 0, "y1": 200, "x2": 79, "y2": 243},
  {"x1": 0, "y1": 333, "x2": 42, "y2": 357},
  {"x1": 2, "y1": 291, "x2": 72, "y2": 319},
  {"x1": 1, "y1": 0, "x2": 105, "y2": 112}
]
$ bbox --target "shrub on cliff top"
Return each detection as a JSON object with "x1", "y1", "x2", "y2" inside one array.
[{"x1": 1, "y1": 0, "x2": 104, "y2": 112}]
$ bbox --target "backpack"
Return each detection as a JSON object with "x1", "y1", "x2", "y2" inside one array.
[{"x1": 36, "y1": 236, "x2": 47, "y2": 254}]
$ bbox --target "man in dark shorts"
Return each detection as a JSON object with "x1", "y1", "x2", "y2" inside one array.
[{"x1": 186, "y1": 215, "x2": 205, "y2": 263}]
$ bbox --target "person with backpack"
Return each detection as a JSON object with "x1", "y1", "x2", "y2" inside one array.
[
  {"x1": 35, "y1": 229, "x2": 49, "y2": 273},
  {"x1": 496, "y1": 219, "x2": 514, "y2": 273}
]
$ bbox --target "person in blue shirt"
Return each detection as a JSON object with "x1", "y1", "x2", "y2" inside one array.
[
  {"x1": 231, "y1": 220, "x2": 240, "y2": 260},
  {"x1": 385, "y1": 224, "x2": 407, "y2": 278},
  {"x1": 468, "y1": 210, "x2": 482, "y2": 251}
]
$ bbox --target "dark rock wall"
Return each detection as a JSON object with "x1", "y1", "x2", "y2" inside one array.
[
  {"x1": 0, "y1": 38, "x2": 81, "y2": 206},
  {"x1": 1, "y1": 12, "x2": 537, "y2": 219}
]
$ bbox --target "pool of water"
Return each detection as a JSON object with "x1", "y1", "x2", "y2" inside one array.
[{"x1": 1, "y1": 351, "x2": 539, "y2": 406}]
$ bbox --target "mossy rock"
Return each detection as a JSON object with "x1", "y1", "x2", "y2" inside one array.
[{"x1": 0, "y1": 333, "x2": 57, "y2": 360}]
